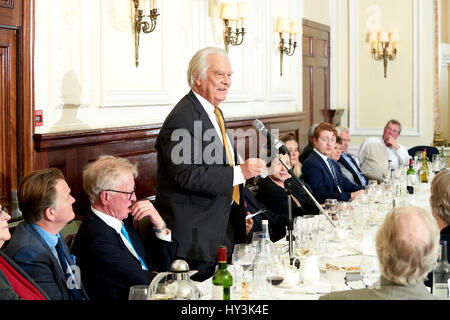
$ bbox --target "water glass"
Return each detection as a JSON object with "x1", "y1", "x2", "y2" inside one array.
[
  {"x1": 360, "y1": 255, "x2": 381, "y2": 288},
  {"x1": 324, "y1": 199, "x2": 338, "y2": 219},
  {"x1": 129, "y1": 285, "x2": 149, "y2": 300}
]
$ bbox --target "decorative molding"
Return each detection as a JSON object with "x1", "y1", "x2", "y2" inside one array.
[
  {"x1": 349, "y1": 0, "x2": 421, "y2": 137},
  {"x1": 329, "y1": 0, "x2": 338, "y2": 110}
]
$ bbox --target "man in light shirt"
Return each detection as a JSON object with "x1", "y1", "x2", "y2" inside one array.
[
  {"x1": 155, "y1": 47, "x2": 266, "y2": 281},
  {"x1": 357, "y1": 119, "x2": 410, "y2": 169},
  {"x1": 72, "y1": 155, "x2": 177, "y2": 300}
]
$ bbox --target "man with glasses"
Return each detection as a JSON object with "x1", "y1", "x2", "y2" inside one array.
[
  {"x1": 72, "y1": 155, "x2": 177, "y2": 300},
  {"x1": 336, "y1": 127, "x2": 367, "y2": 187}
]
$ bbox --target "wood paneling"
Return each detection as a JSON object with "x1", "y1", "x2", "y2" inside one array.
[
  {"x1": 33, "y1": 113, "x2": 308, "y2": 216},
  {"x1": 302, "y1": 19, "x2": 330, "y2": 127},
  {"x1": 0, "y1": 0, "x2": 21, "y2": 27},
  {"x1": 0, "y1": 0, "x2": 21, "y2": 209}
]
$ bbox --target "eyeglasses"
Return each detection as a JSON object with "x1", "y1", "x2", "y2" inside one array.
[{"x1": 104, "y1": 186, "x2": 136, "y2": 200}]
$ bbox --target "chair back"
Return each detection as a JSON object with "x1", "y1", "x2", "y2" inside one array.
[{"x1": 408, "y1": 146, "x2": 439, "y2": 160}]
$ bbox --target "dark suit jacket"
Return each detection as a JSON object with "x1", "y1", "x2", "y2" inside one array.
[
  {"x1": 5, "y1": 222, "x2": 88, "y2": 300},
  {"x1": 255, "y1": 177, "x2": 319, "y2": 242},
  {"x1": 72, "y1": 210, "x2": 177, "y2": 300},
  {"x1": 0, "y1": 250, "x2": 50, "y2": 300},
  {"x1": 338, "y1": 153, "x2": 367, "y2": 186},
  {"x1": 301, "y1": 150, "x2": 364, "y2": 204},
  {"x1": 155, "y1": 90, "x2": 246, "y2": 263}
]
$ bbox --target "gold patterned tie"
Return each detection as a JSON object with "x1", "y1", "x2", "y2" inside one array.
[{"x1": 214, "y1": 106, "x2": 240, "y2": 205}]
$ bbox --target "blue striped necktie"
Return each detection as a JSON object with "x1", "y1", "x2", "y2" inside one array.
[
  {"x1": 121, "y1": 224, "x2": 148, "y2": 271},
  {"x1": 55, "y1": 238, "x2": 85, "y2": 300},
  {"x1": 327, "y1": 157, "x2": 342, "y2": 193}
]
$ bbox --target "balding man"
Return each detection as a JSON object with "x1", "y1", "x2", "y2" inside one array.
[
  {"x1": 320, "y1": 206, "x2": 441, "y2": 300},
  {"x1": 357, "y1": 119, "x2": 410, "y2": 170},
  {"x1": 337, "y1": 127, "x2": 367, "y2": 187}
]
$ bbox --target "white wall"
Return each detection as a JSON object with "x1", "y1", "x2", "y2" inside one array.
[{"x1": 34, "y1": 0, "x2": 303, "y2": 133}]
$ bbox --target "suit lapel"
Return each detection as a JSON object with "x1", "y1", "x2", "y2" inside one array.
[{"x1": 188, "y1": 90, "x2": 231, "y2": 165}]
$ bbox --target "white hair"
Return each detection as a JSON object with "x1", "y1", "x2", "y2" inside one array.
[{"x1": 187, "y1": 47, "x2": 229, "y2": 88}]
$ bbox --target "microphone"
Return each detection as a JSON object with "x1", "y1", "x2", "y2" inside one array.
[{"x1": 252, "y1": 119, "x2": 289, "y2": 155}]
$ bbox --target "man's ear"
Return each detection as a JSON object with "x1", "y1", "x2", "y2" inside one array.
[
  {"x1": 43, "y1": 207, "x2": 56, "y2": 222},
  {"x1": 99, "y1": 191, "x2": 109, "y2": 205}
]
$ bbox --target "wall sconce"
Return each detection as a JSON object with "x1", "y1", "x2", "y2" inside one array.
[
  {"x1": 220, "y1": 2, "x2": 248, "y2": 53},
  {"x1": 277, "y1": 18, "x2": 301, "y2": 76},
  {"x1": 369, "y1": 31, "x2": 399, "y2": 78},
  {"x1": 133, "y1": 0, "x2": 160, "y2": 67}
]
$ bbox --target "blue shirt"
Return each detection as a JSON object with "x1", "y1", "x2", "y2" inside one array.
[{"x1": 30, "y1": 224, "x2": 60, "y2": 265}]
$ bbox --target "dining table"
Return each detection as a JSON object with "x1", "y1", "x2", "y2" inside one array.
[{"x1": 197, "y1": 180, "x2": 433, "y2": 300}]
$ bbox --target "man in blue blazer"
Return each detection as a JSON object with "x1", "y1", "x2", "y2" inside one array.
[
  {"x1": 72, "y1": 155, "x2": 178, "y2": 300},
  {"x1": 5, "y1": 168, "x2": 88, "y2": 300},
  {"x1": 301, "y1": 123, "x2": 365, "y2": 204}
]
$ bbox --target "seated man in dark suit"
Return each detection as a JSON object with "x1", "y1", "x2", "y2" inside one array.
[
  {"x1": 72, "y1": 155, "x2": 177, "y2": 300},
  {"x1": 5, "y1": 168, "x2": 89, "y2": 300},
  {"x1": 337, "y1": 127, "x2": 367, "y2": 187},
  {"x1": 301, "y1": 122, "x2": 364, "y2": 204}
]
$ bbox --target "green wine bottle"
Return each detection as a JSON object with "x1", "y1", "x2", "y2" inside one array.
[
  {"x1": 406, "y1": 158, "x2": 415, "y2": 194},
  {"x1": 212, "y1": 246, "x2": 233, "y2": 300}
]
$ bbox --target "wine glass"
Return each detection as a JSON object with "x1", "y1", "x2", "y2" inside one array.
[
  {"x1": 128, "y1": 285, "x2": 149, "y2": 300},
  {"x1": 324, "y1": 199, "x2": 338, "y2": 220},
  {"x1": 265, "y1": 249, "x2": 286, "y2": 295},
  {"x1": 232, "y1": 244, "x2": 255, "y2": 295},
  {"x1": 360, "y1": 255, "x2": 381, "y2": 288}
]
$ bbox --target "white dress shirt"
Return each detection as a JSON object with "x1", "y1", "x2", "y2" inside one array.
[
  {"x1": 313, "y1": 149, "x2": 342, "y2": 193},
  {"x1": 193, "y1": 91, "x2": 245, "y2": 187},
  {"x1": 91, "y1": 207, "x2": 171, "y2": 270}
]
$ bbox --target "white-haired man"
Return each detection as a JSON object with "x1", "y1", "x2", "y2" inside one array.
[
  {"x1": 155, "y1": 47, "x2": 266, "y2": 281},
  {"x1": 320, "y1": 206, "x2": 441, "y2": 300},
  {"x1": 337, "y1": 127, "x2": 367, "y2": 186}
]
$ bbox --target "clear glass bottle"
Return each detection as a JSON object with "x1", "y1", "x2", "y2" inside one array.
[
  {"x1": 261, "y1": 220, "x2": 273, "y2": 246},
  {"x1": 432, "y1": 241, "x2": 450, "y2": 299},
  {"x1": 212, "y1": 246, "x2": 233, "y2": 300},
  {"x1": 420, "y1": 149, "x2": 429, "y2": 183},
  {"x1": 252, "y1": 233, "x2": 271, "y2": 294},
  {"x1": 440, "y1": 147, "x2": 447, "y2": 171}
]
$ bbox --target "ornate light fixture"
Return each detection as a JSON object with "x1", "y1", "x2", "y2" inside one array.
[
  {"x1": 133, "y1": 0, "x2": 160, "y2": 67},
  {"x1": 369, "y1": 31, "x2": 399, "y2": 78},
  {"x1": 220, "y1": 2, "x2": 248, "y2": 53},
  {"x1": 277, "y1": 18, "x2": 301, "y2": 77}
]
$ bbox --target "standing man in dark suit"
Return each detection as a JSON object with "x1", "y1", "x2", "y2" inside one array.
[
  {"x1": 155, "y1": 47, "x2": 266, "y2": 281},
  {"x1": 5, "y1": 168, "x2": 88, "y2": 300},
  {"x1": 301, "y1": 122, "x2": 364, "y2": 204},
  {"x1": 337, "y1": 127, "x2": 367, "y2": 187},
  {"x1": 72, "y1": 155, "x2": 177, "y2": 300}
]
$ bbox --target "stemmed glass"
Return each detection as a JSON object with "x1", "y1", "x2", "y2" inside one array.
[
  {"x1": 232, "y1": 244, "x2": 255, "y2": 297},
  {"x1": 360, "y1": 255, "x2": 381, "y2": 288},
  {"x1": 265, "y1": 248, "x2": 286, "y2": 296},
  {"x1": 324, "y1": 199, "x2": 338, "y2": 220}
]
